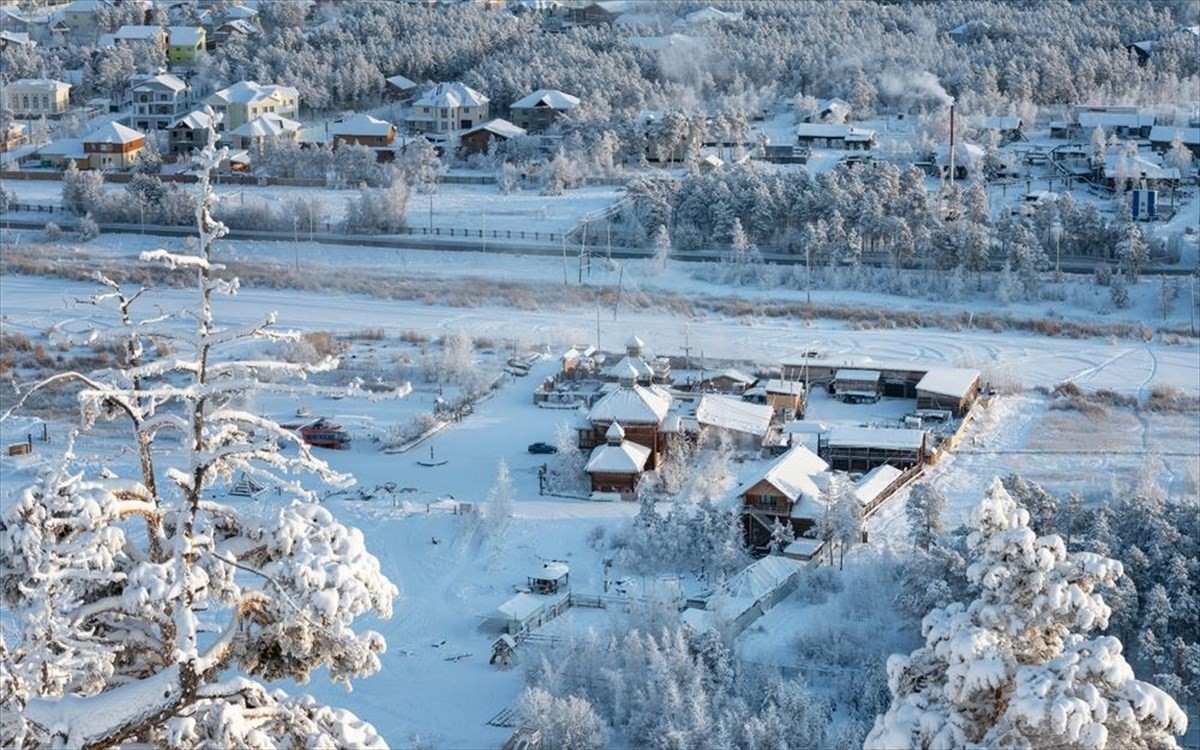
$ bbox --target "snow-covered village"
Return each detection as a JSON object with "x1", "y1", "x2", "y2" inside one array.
[{"x1": 1, "y1": 0, "x2": 1199, "y2": 748}]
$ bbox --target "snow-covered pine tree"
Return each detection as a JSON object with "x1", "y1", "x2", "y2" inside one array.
[
  {"x1": 865, "y1": 478, "x2": 1188, "y2": 750},
  {"x1": 485, "y1": 458, "x2": 515, "y2": 538},
  {"x1": 906, "y1": 482, "x2": 947, "y2": 551},
  {"x1": 0, "y1": 133, "x2": 398, "y2": 749}
]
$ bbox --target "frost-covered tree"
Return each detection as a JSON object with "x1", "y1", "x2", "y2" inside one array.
[
  {"x1": 548, "y1": 420, "x2": 586, "y2": 494},
  {"x1": 485, "y1": 459, "x2": 515, "y2": 537},
  {"x1": 518, "y1": 687, "x2": 607, "y2": 750},
  {"x1": 866, "y1": 479, "x2": 1188, "y2": 750},
  {"x1": 61, "y1": 159, "x2": 105, "y2": 216},
  {"x1": 906, "y1": 483, "x2": 947, "y2": 551},
  {"x1": 1116, "y1": 221, "x2": 1149, "y2": 282},
  {"x1": 0, "y1": 137, "x2": 397, "y2": 749}
]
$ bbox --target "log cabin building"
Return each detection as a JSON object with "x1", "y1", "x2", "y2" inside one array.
[{"x1": 584, "y1": 422, "x2": 651, "y2": 496}]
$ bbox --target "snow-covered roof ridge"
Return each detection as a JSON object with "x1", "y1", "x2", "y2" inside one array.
[
  {"x1": 209, "y1": 80, "x2": 298, "y2": 105},
  {"x1": 588, "y1": 383, "x2": 671, "y2": 424},
  {"x1": 510, "y1": 88, "x2": 581, "y2": 110},
  {"x1": 170, "y1": 110, "x2": 214, "y2": 130},
  {"x1": 828, "y1": 426, "x2": 926, "y2": 451},
  {"x1": 131, "y1": 72, "x2": 187, "y2": 93},
  {"x1": 82, "y1": 121, "x2": 144, "y2": 145},
  {"x1": 854, "y1": 464, "x2": 903, "y2": 506},
  {"x1": 605, "y1": 354, "x2": 653, "y2": 381},
  {"x1": 585, "y1": 439, "x2": 650, "y2": 474},
  {"x1": 230, "y1": 112, "x2": 301, "y2": 138},
  {"x1": 167, "y1": 26, "x2": 204, "y2": 45},
  {"x1": 414, "y1": 81, "x2": 488, "y2": 109},
  {"x1": 464, "y1": 118, "x2": 526, "y2": 140},
  {"x1": 8, "y1": 78, "x2": 71, "y2": 91},
  {"x1": 331, "y1": 113, "x2": 394, "y2": 137}
]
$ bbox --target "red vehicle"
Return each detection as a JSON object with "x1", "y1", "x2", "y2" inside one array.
[{"x1": 299, "y1": 418, "x2": 351, "y2": 449}]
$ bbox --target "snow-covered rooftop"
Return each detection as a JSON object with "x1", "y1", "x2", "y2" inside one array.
[
  {"x1": 585, "y1": 439, "x2": 650, "y2": 474},
  {"x1": 414, "y1": 81, "x2": 488, "y2": 109},
  {"x1": 108, "y1": 25, "x2": 163, "y2": 42},
  {"x1": 38, "y1": 138, "x2": 85, "y2": 159},
  {"x1": 167, "y1": 26, "x2": 203, "y2": 45},
  {"x1": 463, "y1": 118, "x2": 526, "y2": 140},
  {"x1": 835, "y1": 369, "x2": 881, "y2": 382},
  {"x1": 170, "y1": 110, "x2": 214, "y2": 130},
  {"x1": 230, "y1": 112, "x2": 301, "y2": 138},
  {"x1": 496, "y1": 592, "x2": 544, "y2": 621},
  {"x1": 739, "y1": 444, "x2": 828, "y2": 504},
  {"x1": 589, "y1": 384, "x2": 671, "y2": 424},
  {"x1": 916, "y1": 368, "x2": 980, "y2": 398},
  {"x1": 534, "y1": 562, "x2": 569, "y2": 580},
  {"x1": 1149, "y1": 125, "x2": 1200, "y2": 146},
  {"x1": 7, "y1": 78, "x2": 70, "y2": 93},
  {"x1": 131, "y1": 73, "x2": 187, "y2": 93},
  {"x1": 331, "y1": 113, "x2": 394, "y2": 137},
  {"x1": 694, "y1": 395, "x2": 772, "y2": 437},
  {"x1": 762, "y1": 379, "x2": 804, "y2": 396},
  {"x1": 510, "y1": 88, "x2": 581, "y2": 111},
  {"x1": 854, "y1": 464, "x2": 903, "y2": 506},
  {"x1": 1077, "y1": 111, "x2": 1156, "y2": 130},
  {"x1": 828, "y1": 426, "x2": 926, "y2": 451},
  {"x1": 82, "y1": 121, "x2": 143, "y2": 145},
  {"x1": 796, "y1": 123, "x2": 876, "y2": 140},
  {"x1": 1102, "y1": 153, "x2": 1181, "y2": 181},
  {"x1": 208, "y1": 81, "x2": 298, "y2": 106},
  {"x1": 386, "y1": 74, "x2": 419, "y2": 90},
  {"x1": 717, "y1": 556, "x2": 803, "y2": 604},
  {"x1": 605, "y1": 354, "x2": 653, "y2": 381}
]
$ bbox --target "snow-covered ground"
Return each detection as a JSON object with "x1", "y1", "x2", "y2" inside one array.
[{"x1": 1, "y1": 232, "x2": 1197, "y2": 747}]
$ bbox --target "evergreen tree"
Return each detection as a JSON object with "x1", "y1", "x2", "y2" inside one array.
[
  {"x1": 866, "y1": 479, "x2": 1188, "y2": 750},
  {"x1": 906, "y1": 483, "x2": 947, "y2": 551}
]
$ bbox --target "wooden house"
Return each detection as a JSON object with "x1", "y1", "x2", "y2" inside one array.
[
  {"x1": 693, "y1": 395, "x2": 773, "y2": 449},
  {"x1": 744, "y1": 378, "x2": 805, "y2": 417},
  {"x1": 694, "y1": 368, "x2": 755, "y2": 394},
  {"x1": 795, "y1": 123, "x2": 875, "y2": 150},
  {"x1": 826, "y1": 426, "x2": 927, "y2": 472},
  {"x1": 579, "y1": 379, "x2": 672, "y2": 467},
  {"x1": 915, "y1": 368, "x2": 980, "y2": 417},
  {"x1": 833, "y1": 369, "x2": 881, "y2": 403},
  {"x1": 584, "y1": 422, "x2": 651, "y2": 496},
  {"x1": 602, "y1": 335, "x2": 660, "y2": 385},
  {"x1": 736, "y1": 444, "x2": 829, "y2": 544},
  {"x1": 385, "y1": 74, "x2": 421, "y2": 102},
  {"x1": 460, "y1": 118, "x2": 526, "y2": 156},
  {"x1": 168, "y1": 109, "x2": 215, "y2": 155},
  {"x1": 1149, "y1": 126, "x2": 1200, "y2": 159}
]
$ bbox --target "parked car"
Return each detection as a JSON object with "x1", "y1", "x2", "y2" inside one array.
[{"x1": 527, "y1": 442, "x2": 558, "y2": 454}]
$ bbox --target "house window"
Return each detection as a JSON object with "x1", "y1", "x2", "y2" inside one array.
[
  {"x1": 21, "y1": 95, "x2": 29, "y2": 111},
  {"x1": 440, "y1": 108, "x2": 449, "y2": 117}
]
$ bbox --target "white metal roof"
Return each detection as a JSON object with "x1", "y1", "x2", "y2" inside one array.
[
  {"x1": 585, "y1": 440, "x2": 651, "y2": 474},
  {"x1": 131, "y1": 73, "x2": 187, "y2": 94},
  {"x1": 828, "y1": 426, "x2": 926, "y2": 451},
  {"x1": 112, "y1": 25, "x2": 163, "y2": 41},
  {"x1": 718, "y1": 556, "x2": 803, "y2": 603},
  {"x1": 694, "y1": 395, "x2": 772, "y2": 437},
  {"x1": 762, "y1": 379, "x2": 804, "y2": 396},
  {"x1": 38, "y1": 139, "x2": 85, "y2": 158},
  {"x1": 916, "y1": 368, "x2": 980, "y2": 398},
  {"x1": 589, "y1": 384, "x2": 671, "y2": 424},
  {"x1": 1077, "y1": 111, "x2": 1156, "y2": 129},
  {"x1": 331, "y1": 113, "x2": 393, "y2": 137},
  {"x1": 784, "y1": 538, "x2": 825, "y2": 557},
  {"x1": 1103, "y1": 153, "x2": 1181, "y2": 181},
  {"x1": 510, "y1": 88, "x2": 581, "y2": 110}
]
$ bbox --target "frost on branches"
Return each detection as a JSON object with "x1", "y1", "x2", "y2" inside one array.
[
  {"x1": 0, "y1": 129, "x2": 398, "y2": 750},
  {"x1": 865, "y1": 478, "x2": 1188, "y2": 750}
]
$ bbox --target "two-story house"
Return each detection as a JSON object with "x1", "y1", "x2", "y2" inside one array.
[
  {"x1": 129, "y1": 73, "x2": 190, "y2": 131},
  {"x1": 168, "y1": 109, "x2": 215, "y2": 156},
  {"x1": 82, "y1": 121, "x2": 145, "y2": 170},
  {"x1": 204, "y1": 81, "x2": 299, "y2": 132},
  {"x1": 99, "y1": 25, "x2": 168, "y2": 52},
  {"x1": 228, "y1": 112, "x2": 301, "y2": 152},
  {"x1": 166, "y1": 26, "x2": 205, "y2": 63},
  {"x1": 406, "y1": 82, "x2": 489, "y2": 134},
  {"x1": 60, "y1": 0, "x2": 110, "y2": 40},
  {"x1": 508, "y1": 88, "x2": 580, "y2": 133},
  {"x1": 6, "y1": 78, "x2": 72, "y2": 117}
]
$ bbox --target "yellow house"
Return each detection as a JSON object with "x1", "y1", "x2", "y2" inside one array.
[
  {"x1": 167, "y1": 26, "x2": 205, "y2": 63},
  {"x1": 5, "y1": 78, "x2": 71, "y2": 116},
  {"x1": 204, "y1": 81, "x2": 300, "y2": 132}
]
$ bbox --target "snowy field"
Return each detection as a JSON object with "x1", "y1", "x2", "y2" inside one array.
[{"x1": 1, "y1": 234, "x2": 1198, "y2": 747}]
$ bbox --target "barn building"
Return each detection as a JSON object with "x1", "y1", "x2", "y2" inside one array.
[
  {"x1": 826, "y1": 426, "x2": 928, "y2": 472},
  {"x1": 915, "y1": 368, "x2": 981, "y2": 417},
  {"x1": 833, "y1": 369, "x2": 882, "y2": 403}
]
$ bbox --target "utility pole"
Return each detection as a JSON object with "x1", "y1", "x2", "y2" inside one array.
[
  {"x1": 293, "y1": 215, "x2": 299, "y2": 273},
  {"x1": 562, "y1": 232, "x2": 568, "y2": 285},
  {"x1": 805, "y1": 240, "x2": 812, "y2": 305}
]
